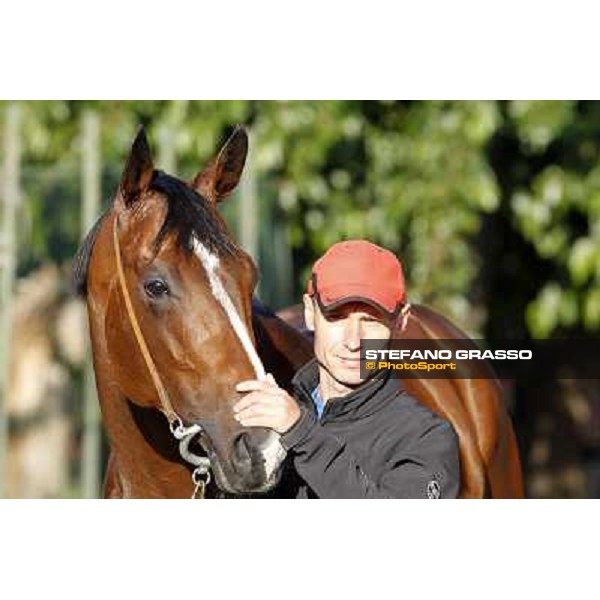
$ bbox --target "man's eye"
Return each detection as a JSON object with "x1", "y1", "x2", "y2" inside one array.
[
  {"x1": 327, "y1": 313, "x2": 347, "y2": 322},
  {"x1": 144, "y1": 279, "x2": 169, "y2": 298}
]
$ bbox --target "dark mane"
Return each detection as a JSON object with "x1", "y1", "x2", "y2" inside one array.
[
  {"x1": 151, "y1": 171, "x2": 237, "y2": 258},
  {"x1": 72, "y1": 210, "x2": 110, "y2": 296},
  {"x1": 72, "y1": 170, "x2": 238, "y2": 298}
]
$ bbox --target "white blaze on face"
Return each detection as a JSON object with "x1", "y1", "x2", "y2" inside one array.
[
  {"x1": 192, "y1": 237, "x2": 286, "y2": 484},
  {"x1": 192, "y1": 236, "x2": 266, "y2": 380}
]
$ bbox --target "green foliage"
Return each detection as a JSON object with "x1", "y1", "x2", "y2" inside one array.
[
  {"x1": 509, "y1": 100, "x2": 576, "y2": 151},
  {"x1": 2, "y1": 100, "x2": 599, "y2": 338},
  {"x1": 247, "y1": 101, "x2": 501, "y2": 329},
  {"x1": 508, "y1": 101, "x2": 600, "y2": 337}
]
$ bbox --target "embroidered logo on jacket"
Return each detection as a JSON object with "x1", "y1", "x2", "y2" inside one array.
[{"x1": 427, "y1": 480, "x2": 441, "y2": 499}]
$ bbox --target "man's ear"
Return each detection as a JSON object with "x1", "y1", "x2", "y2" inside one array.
[
  {"x1": 303, "y1": 294, "x2": 315, "y2": 331},
  {"x1": 115, "y1": 126, "x2": 154, "y2": 211},
  {"x1": 191, "y1": 125, "x2": 248, "y2": 204}
]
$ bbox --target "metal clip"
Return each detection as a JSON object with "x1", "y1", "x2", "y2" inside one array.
[
  {"x1": 169, "y1": 417, "x2": 185, "y2": 439},
  {"x1": 192, "y1": 466, "x2": 211, "y2": 500},
  {"x1": 169, "y1": 416, "x2": 202, "y2": 440}
]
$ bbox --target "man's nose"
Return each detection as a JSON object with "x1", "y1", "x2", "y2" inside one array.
[{"x1": 343, "y1": 317, "x2": 362, "y2": 351}]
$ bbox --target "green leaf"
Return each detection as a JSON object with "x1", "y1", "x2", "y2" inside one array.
[
  {"x1": 526, "y1": 283, "x2": 563, "y2": 338},
  {"x1": 583, "y1": 288, "x2": 600, "y2": 329},
  {"x1": 568, "y1": 237, "x2": 598, "y2": 286}
]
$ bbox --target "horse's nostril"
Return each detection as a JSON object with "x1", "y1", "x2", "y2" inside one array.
[
  {"x1": 247, "y1": 427, "x2": 274, "y2": 451},
  {"x1": 231, "y1": 429, "x2": 278, "y2": 480},
  {"x1": 229, "y1": 429, "x2": 284, "y2": 490},
  {"x1": 233, "y1": 433, "x2": 252, "y2": 466}
]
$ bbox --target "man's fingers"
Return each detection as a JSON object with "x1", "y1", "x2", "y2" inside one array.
[
  {"x1": 236, "y1": 414, "x2": 276, "y2": 428},
  {"x1": 232, "y1": 374, "x2": 297, "y2": 434},
  {"x1": 232, "y1": 378, "x2": 300, "y2": 434},
  {"x1": 236, "y1": 378, "x2": 277, "y2": 393},
  {"x1": 233, "y1": 392, "x2": 263, "y2": 413},
  {"x1": 234, "y1": 389, "x2": 286, "y2": 413},
  {"x1": 233, "y1": 392, "x2": 284, "y2": 415},
  {"x1": 235, "y1": 407, "x2": 272, "y2": 422},
  {"x1": 235, "y1": 403, "x2": 282, "y2": 425}
]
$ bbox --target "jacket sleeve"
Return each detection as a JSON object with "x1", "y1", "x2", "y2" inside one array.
[{"x1": 280, "y1": 407, "x2": 461, "y2": 499}]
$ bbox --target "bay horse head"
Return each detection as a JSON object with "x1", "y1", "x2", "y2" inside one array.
[{"x1": 75, "y1": 126, "x2": 286, "y2": 496}]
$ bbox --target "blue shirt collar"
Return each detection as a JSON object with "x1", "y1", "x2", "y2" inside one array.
[{"x1": 311, "y1": 386, "x2": 326, "y2": 420}]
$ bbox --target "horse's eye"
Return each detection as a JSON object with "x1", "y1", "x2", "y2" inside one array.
[{"x1": 144, "y1": 279, "x2": 169, "y2": 298}]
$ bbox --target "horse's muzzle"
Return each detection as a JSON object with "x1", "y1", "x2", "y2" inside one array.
[{"x1": 230, "y1": 428, "x2": 286, "y2": 492}]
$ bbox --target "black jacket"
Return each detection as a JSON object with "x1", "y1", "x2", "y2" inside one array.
[{"x1": 279, "y1": 359, "x2": 461, "y2": 499}]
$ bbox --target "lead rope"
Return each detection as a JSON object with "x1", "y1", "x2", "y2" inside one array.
[{"x1": 112, "y1": 215, "x2": 210, "y2": 498}]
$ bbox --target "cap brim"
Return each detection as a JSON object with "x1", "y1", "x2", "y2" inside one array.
[{"x1": 315, "y1": 292, "x2": 398, "y2": 319}]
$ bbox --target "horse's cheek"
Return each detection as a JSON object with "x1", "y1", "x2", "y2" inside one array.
[{"x1": 104, "y1": 286, "x2": 156, "y2": 406}]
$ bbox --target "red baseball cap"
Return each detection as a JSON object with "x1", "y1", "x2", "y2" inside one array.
[{"x1": 306, "y1": 240, "x2": 407, "y2": 317}]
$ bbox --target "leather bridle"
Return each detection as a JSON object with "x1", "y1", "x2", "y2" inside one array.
[{"x1": 112, "y1": 214, "x2": 211, "y2": 498}]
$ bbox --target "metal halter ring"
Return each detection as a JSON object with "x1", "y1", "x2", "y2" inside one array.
[
  {"x1": 191, "y1": 466, "x2": 211, "y2": 500},
  {"x1": 192, "y1": 466, "x2": 211, "y2": 486}
]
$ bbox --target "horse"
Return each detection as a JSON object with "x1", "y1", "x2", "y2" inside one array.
[
  {"x1": 73, "y1": 126, "x2": 312, "y2": 498},
  {"x1": 74, "y1": 125, "x2": 523, "y2": 498}
]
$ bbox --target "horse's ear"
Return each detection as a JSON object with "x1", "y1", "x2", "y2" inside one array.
[
  {"x1": 116, "y1": 126, "x2": 154, "y2": 209},
  {"x1": 191, "y1": 126, "x2": 248, "y2": 203}
]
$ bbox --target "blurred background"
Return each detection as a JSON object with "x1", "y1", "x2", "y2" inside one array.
[{"x1": 0, "y1": 100, "x2": 598, "y2": 498}]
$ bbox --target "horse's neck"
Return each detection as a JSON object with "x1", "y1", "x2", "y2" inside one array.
[
  {"x1": 252, "y1": 302, "x2": 313, "y2": 391},
  {"x1": 97, "y1": 381, "x2": 195, "y2": 498}
]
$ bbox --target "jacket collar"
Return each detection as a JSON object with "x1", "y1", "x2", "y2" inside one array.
[{"x1": 292, "y1": 358, "x2": 400, "y2": 422}]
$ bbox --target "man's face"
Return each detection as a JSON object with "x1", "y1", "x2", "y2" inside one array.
[{"x1": 303, "y1": 295, "x2": 392, "y2": 388}]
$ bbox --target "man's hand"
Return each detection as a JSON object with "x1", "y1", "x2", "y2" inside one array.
[{"x1": 234, "y1": 374, "x2": 301, "y2": 434}]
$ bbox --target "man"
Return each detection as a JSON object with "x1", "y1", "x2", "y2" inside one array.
[{"x1": 234, "y1": 240, "x2": 461, "y2": 498}]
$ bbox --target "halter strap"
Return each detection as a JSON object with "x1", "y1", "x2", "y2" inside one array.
[
  {"x1": 112, "y1": 214, "x2": 179, "y2": 425},
  {"x1": 399, "y1": 302, "x2": 411, "y2": 332}
]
